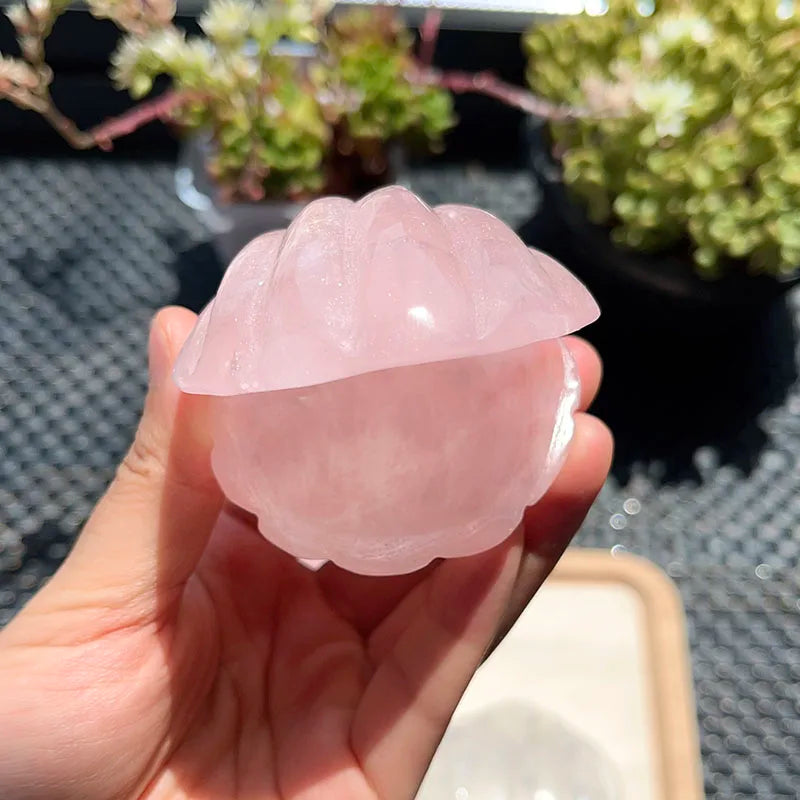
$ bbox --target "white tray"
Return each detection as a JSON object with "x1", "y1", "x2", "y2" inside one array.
[{"x1": 419, "y1": 549, "x2": 704, "y2": 800}]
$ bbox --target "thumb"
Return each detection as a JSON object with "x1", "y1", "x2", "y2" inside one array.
[{"x1": 54, "y1": 307, "x2": 224, "y2": 615}]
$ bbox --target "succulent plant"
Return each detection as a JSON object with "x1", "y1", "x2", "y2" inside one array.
[
  {"x1": 524, "y1": 0, "x2": 800, "y2": 278},
  {"x1": 0, "y1": 0, "x2": 455, "y2": 201}
]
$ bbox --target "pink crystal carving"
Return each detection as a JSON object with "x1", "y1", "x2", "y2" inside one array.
[{"x1": 174, "y1": 186, "x2": 599, "y2": 575}]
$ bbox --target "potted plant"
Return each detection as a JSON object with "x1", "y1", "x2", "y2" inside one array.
[
  {"x1": 522, "y1": 0, "x2": 800, "y2": 325},
  {"x1": 2, "y1": 0, "x2": 634, "y2": 264},
  {"x1": 0, "y1": 0, "x2": 459, "y2": 261}
]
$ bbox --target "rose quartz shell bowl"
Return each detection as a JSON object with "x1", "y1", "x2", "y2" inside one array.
[{"x1": 174, "y1": 186, "x2": 599, "y2": 575}]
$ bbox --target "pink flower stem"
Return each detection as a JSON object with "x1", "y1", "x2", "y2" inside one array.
[
  {"x1": 418, "y1": 9, "x2": 443, "y2": 67},
  {"x1": 431, "y1": 69, "x2": 587, "y2": 121},
  {"x1": 86, "y1": 90, "x2": 194, "y2": 150}
]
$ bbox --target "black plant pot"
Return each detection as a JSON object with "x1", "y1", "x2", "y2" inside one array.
[{"x1": 520, "y1": 122, "x2": 799, "y2": 337}]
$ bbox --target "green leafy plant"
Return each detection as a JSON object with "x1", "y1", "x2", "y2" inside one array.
[
  {"x1": 0, "y1": 0, "x2": 456, "y2": 200},
  {"x1": 524, "y1": 0, "x2": 800, "y2": 278}
]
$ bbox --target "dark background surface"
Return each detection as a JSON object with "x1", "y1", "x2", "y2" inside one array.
[{"x1": 1, "y1": 10, "x2": 799, "y2": 799}]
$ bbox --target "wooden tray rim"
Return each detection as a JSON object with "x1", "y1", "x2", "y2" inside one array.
[{"x1": 550, "y1": 550, "x2": 705, "y2": 800}]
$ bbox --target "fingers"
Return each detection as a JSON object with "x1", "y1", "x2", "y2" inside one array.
[
  {"x1": 496, "y1": 412, "x2": 613, "y2": 645},
  {"x1": 316, "y1": 562, "x2": 439, "y2": 639},
  {"x1": 564, "y1": 335, "x2": 602, "y2": 412},
  {"x1": 352, "y1": 532, "x2": 524, "y2": 800},
  {"x1": 50, "y1": 307, "x2": 224, "y2": 617},
  {"x1": 523, "y1": 413, "x2": 612, "y2": 554},
  {"x1": 350, "y1": 405, "x2": 613, "y2": 797}
]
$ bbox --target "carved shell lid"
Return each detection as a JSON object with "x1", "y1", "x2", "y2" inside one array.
[{"x1": 174, "y1": 185, "x2": 599, "y2": 395}]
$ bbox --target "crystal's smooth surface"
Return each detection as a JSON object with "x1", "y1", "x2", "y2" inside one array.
[
  {"x1": 209, "y1": 340, "x2": 577, "y2": 574},
  {"x1": 175, "y1": 186, "x2": 599, "y2": 395},
  {"x1": 174, "y1": 186, "x2": 599, "y2": 574}
]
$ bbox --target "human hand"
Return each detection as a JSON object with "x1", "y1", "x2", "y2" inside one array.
[{"x1": 0, "y1": 307, "x2": 612, "y2": 800}]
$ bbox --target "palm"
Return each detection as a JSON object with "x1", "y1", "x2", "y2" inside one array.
[{"x1": 136, "y1": 509, "x2": 522, "y2": 799}]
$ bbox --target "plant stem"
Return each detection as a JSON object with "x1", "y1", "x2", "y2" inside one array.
[
  {"x1": 39, "y1": 103, "x2": 94, "y2": 148},
  {"x1": 7, "y1": 0, "x2": 188, "y2": 149},
  {"x1": 34, "y1": 89, "x2": 191, "y2": 150},
  {"x1": 431, "y1": 69, "x2": 589, "y2": 121},
  {"x1": 418, "y1": 9, "x2": 442, "y2": 67},
  {"x1": 87, "y1": 90, "x2": 191, "y2": 149}
]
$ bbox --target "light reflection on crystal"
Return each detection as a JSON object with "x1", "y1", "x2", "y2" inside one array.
[{"x1": 408, "y1": 305, "x2": 435, "y2": 329}]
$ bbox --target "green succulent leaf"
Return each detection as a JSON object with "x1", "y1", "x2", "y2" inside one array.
[
  {"x1": 104, "y1": 2, "x2": 456, "y2": 200},
  {"x1": 1, "y1": 0, "x2": 453, "y2": 200},
  {"x1": 524, "y1": 0, "x2": 800, "y2": 278}
]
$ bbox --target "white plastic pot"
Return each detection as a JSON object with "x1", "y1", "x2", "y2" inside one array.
[{"x1": 175, "y1": 136, "x2": 306, "y2": 265}]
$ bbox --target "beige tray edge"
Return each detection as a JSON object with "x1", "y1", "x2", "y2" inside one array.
[{"x1": 551, "y1": 549, "x2": 705, "y2": 800}]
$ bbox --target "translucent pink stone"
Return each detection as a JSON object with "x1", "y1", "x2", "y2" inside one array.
[{"x1": 175, "y1": 186, "x2": 599, "y2": 575}]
